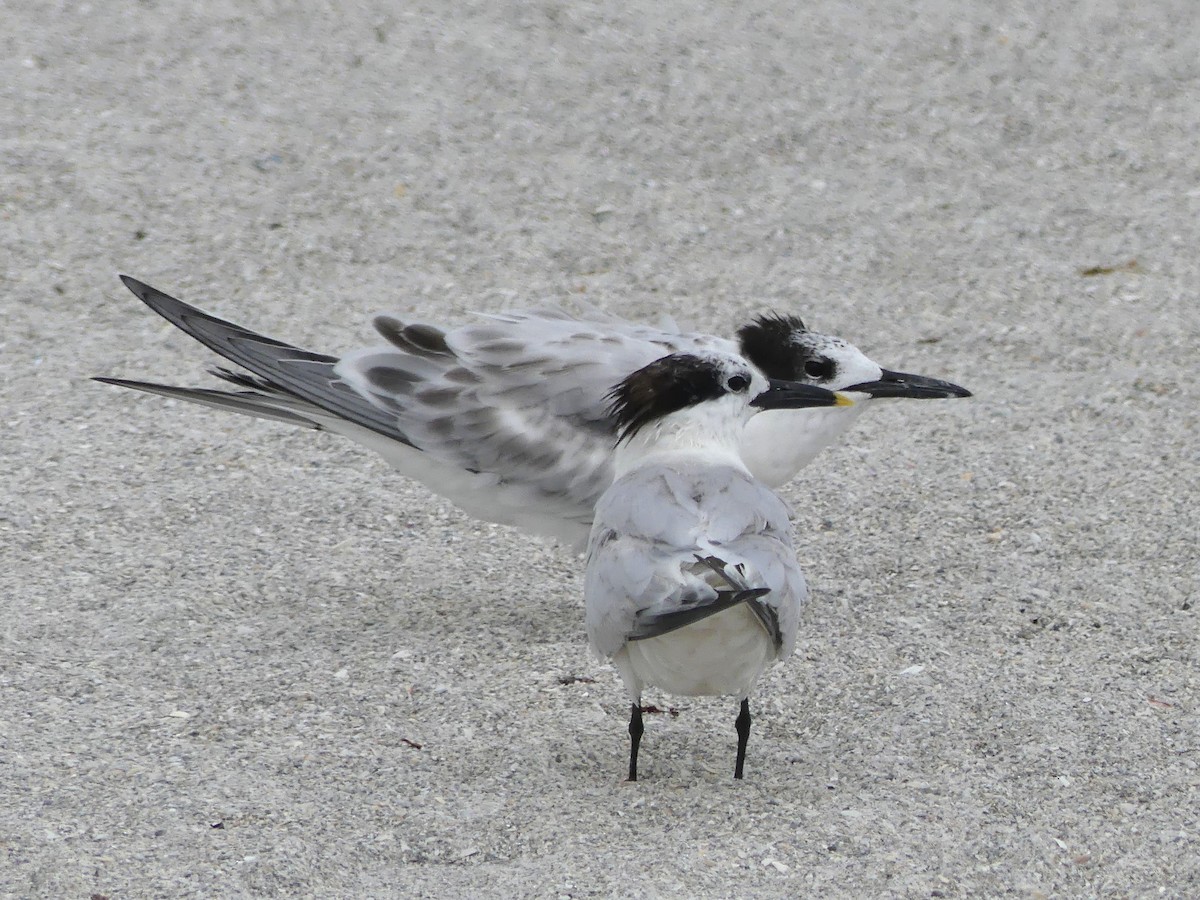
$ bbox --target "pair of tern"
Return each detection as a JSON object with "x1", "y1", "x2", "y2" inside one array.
[{"x1": 98, "y1": 276, "x2": 970, "y2": 780}]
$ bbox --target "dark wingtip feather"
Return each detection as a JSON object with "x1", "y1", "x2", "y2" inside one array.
[
  {"x1": 109, "y1": 275, "x2": 415, "y2": 447},
  {"x1": 119, "y1": 273, "x2": 143, "y2": 293},
  {"x1": 90, "y1": 375, "x2": 327, "y2": 431},
  {"x1": 629, "y1": 586, "x2": 771, "y2": 642},
  {"x1": 208, "y1": 367, "x2": 278, "y2": 393}
]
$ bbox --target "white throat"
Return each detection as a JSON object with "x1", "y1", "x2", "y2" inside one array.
[{"x1": 613, "y1": 397, "x2": 752, "y2": 478}]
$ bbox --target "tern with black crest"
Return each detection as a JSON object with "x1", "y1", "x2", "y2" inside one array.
[
  {"x1": 585, "y1": 351, "x2": 846, "y2": 780},
  {"x1": 97, "y1": 276, "x2": 970, "y2": 548}
]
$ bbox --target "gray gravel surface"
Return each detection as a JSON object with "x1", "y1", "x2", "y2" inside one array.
[{"x1": 3, "y1": 1, "x2": 1197, "y2": 897}]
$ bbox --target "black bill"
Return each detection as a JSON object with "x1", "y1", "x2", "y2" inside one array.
[{"x1": 844, "y1": 369, "x2": 971, "y2": 400}]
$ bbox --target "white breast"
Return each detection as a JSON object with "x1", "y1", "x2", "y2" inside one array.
[{"x1": 740, "y1": 403, "x2": 870, "y2": 487}]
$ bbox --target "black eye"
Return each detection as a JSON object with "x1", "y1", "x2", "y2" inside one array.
[
  {"x1": 804, "y1": 359, "x2": 834, "y2": 380},
  {"x1": 726, "y1": 374, "x2": 751, "y2": 393}
]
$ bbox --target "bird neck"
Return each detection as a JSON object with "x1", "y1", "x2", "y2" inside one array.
[
  {"x1": 613, "y1": 407, "x2": 750, "y2": 478},
  {"x1": 739, "y1": 402, "x2": 870, "y2": 487}
]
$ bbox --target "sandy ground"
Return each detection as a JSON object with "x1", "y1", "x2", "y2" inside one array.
[{"x1": 2, "y1": 1, "x2": 1198, "y2": 896}]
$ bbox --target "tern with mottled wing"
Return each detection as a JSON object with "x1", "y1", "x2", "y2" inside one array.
[{"x1": 96, "y1": 276, "x2": 969, "y2": 548}]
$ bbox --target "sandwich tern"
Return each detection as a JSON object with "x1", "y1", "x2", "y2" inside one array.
[
  {"x1": 96, "y1": 276, "x2": 969, "y2": 548},
  {"x1": 585, "y1": 351, "x2": 835, "y2": 780}
]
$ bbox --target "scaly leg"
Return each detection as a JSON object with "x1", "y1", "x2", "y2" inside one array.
[
  {"x1": 734, "y1": 699, "x2": 751, "y2": 779},
  {"x1": 628, "y1": 702, "x2": 645, "y2": 781}
]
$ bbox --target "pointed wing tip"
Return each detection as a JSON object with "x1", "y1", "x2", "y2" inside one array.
[
  {"x1": 93, "y1": 375, "x2": 164, "y2": 392},
  {"x1": 118, "y1": 275, "x2": 181, "y2": 314},
  {"x1": 118, "y1": 274, "x2": 171, "y2": 312},
  {"x1": 118, "y1": 273, "x2": 146, "y2": 294},
  {"x1": 117, "y1": 275, "x2": 211, "y2": 327}
]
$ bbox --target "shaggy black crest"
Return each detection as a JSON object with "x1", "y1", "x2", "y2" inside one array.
[
  {"x1": 735, "y1": 313, "x2": 808, "y2": 381},
  {"x1": 607, "y1": 354, "x2": 733, "y2": 442}
]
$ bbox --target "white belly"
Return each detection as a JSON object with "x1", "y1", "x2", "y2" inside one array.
[{"x1": 615, "y1": 604, "x2": 776, "y2": 700}]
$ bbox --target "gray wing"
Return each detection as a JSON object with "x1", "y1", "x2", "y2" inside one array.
[
  {"x1": 584, "y1": 463, "x2": 806, "y2": 659},
  {"x1": 102, "y1": 277, "x2": 417, "y2": 446},
  {"x1": 93, "y1": 373, "x2": 328, "y2": 431},
  {"x1": 97, "y1": 281, "x2": 722, "y2": 475},
  {"x1": 335, "y1": 308, "x2": 737, "y2": 513},
  {"x1": 97, "y1": 278, "x2": 738, "y2": 544}
]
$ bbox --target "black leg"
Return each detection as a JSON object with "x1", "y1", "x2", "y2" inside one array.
[
  {"x1": 734, "y1": 698, "x2": 751, "y2": 779},
  {"x1": 628, "y1": 702, "x2": 644, "y2": 782}
]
